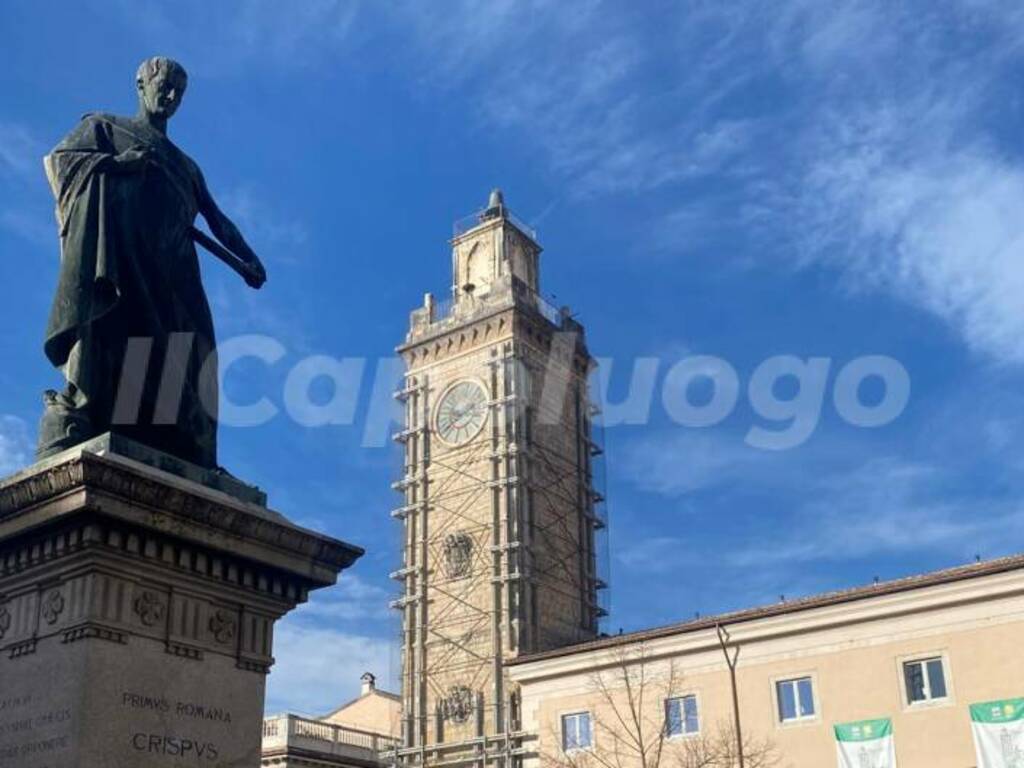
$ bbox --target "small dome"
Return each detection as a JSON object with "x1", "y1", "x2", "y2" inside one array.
[{"x1": 488, "y1": 188, "x2": 504, "y2": 209}]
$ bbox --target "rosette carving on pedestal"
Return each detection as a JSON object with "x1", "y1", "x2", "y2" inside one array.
[
  {"x1": 209, "y1": 609, "x2": 237, "y2": 645},
  {"x1": 133, "y1": 590, "x2": 166, "y2": 627},
  {"x1": 42, "y1": 590, "x2": 65, "y2": 625}
]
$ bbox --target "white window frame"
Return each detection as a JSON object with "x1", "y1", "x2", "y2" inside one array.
[
  {"x1": 898, "y1": 652, "x2": 954, "y2": 711},
  {"x1": 772, "y1": 674, "x2": 820, "y2": 727},
  {"x1": 560, "y1": 711, "x2": 593, "y2": 753},
  {"x1": 664, "y1": 692, "x2": 701, "y2": 739}
]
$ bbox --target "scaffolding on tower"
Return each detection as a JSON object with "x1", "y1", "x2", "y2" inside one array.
[{"x1": 387, "y1": 194, "x2": 610, "y2": 768}]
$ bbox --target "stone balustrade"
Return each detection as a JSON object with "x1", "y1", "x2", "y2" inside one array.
[{"x1": 262, "y1": 714, "x2": 399, "y2": 766}]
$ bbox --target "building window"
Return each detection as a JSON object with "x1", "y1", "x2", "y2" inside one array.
[
  {"x1": 665, "y1": 695, "x2": 699, "y2": 737},
  {"x1": 903, "y1": 657, "x2": 948, "y2": 704},
  {"x1": 776, "y1": 677, "x2": 816, "y2": 722},
  {"x1": 562, "y1": 712, "x2": 592, "y2": 751}
]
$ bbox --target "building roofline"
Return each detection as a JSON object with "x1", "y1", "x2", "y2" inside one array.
[
  {"x1": 321, "y1": 688, "x2": 401, "y2": 720},
  {"x1": 506, "y1": 552, "x2": 1024, "y2": 667}
]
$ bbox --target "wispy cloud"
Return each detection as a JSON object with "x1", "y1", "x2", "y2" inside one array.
[
  {"x1": 616, "y1": 536, "x2": 692, "y2": 574},
  {"x1": 0, "y1": 416, "x2": 32, "y2": 476},
  {"x1": 266, "y1": 623, "x2": 394, "y2": 716},
  {"x1": 725, "y1": 456, "x2": 1021, "y2": 567},
  {"x1": 217, "y1": 185, "x2": 308, "y2": 260},
  {"x1": 0, "y1": 121, "x2": 44, "y2": 180},
  {"x1": 111, "y1": 0, "x2": 361, "y2": 77},
  {"x1": 796, "y1": 107, "x2": 1024, "y2": 363},
  {"x1": 620, "y1": 430, "x2": 791, "y2": 495},
  {"x1": 386, "y1": 1, "x2": 1024, "y2": 364},
  {"x1": 385, "y1": 2, "x2": 758, "y2": 198},
  {"x1": 623, "y1": 423, "x2": 1024, "y2": 572},
  {"x1": 620, "y1": 367, "x2": 1024, "y2": 577},
  {"x1": 295, "y1": 573, "x2": 392, "y2": 623},
  {"x1": 265, "y1": 572, "x2": 397, "y2": 715},
  {"x1": 0, "y1": 119, "x2": 52, "y2": 248},
  {"x1": 1, "y1": 208, "x2": 52, "y2": 247},
  {"x1": 741, "y1": 0, "x2": 1024, "y2": 364}
]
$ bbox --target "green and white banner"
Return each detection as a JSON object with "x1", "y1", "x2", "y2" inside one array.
[
  {"x1": 971, "y1": 698, "x2": 1024, "y2": 768},
  {"x1": 835, "y1": 718, "x2": 896, "y2": 768}
]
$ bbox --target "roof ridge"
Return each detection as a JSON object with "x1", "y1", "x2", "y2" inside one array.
[
  {"x1": 321, "y1": 688, "x2": 401, "y2": 720},
  {"x1": 507, "y1": 552, "x2": 1024, "y2": 666}
]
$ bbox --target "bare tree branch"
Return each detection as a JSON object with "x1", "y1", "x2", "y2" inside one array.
[{"x1": 539, "y1": 642, "x2": 779, "y2": 768}]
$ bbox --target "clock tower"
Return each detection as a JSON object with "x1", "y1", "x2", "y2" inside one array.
[{"x1": 392, "y1": 190, "x2": 607, "y2": 768}]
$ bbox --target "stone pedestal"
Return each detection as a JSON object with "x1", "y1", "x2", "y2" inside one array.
[{"x1": 0, "y1": 436, "x2": 363, "y2": 768}]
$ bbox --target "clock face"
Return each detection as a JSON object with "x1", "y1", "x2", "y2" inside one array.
[{"x1": 436, "y1": 381, "x2": 489, "y2": 445}]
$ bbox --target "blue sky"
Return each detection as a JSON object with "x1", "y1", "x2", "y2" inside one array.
[{"x1": 4, "y1": 1, "x2": 1024, "y2": 716}]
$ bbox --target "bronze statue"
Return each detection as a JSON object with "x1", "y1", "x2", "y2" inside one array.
[{"x1": 39, "y1": 57, "x2": 266, "y2": 468}]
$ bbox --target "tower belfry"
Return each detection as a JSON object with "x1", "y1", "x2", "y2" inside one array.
[
  {"x1": 393, "y1": 190, "x2": 607, "y2": 768},
  {"x1": 451, "y1": 188, "x2": 541, "y2": 302}
]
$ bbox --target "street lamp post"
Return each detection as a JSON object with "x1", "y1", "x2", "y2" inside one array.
[{"x1": 716, "y1": 624, "x2": 745, "y2": 768}]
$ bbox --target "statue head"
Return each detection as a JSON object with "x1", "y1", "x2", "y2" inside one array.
[{"x1": 135, "y1": 57, "x2": 188, "y2": 121}]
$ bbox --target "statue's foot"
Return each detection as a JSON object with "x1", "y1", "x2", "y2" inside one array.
[
  {"x1": 36, "y1": 389, "x2": 95, "y2": 460},
  {"x1": 214, "y1": 465, "x2": 241, "y2": 482}
]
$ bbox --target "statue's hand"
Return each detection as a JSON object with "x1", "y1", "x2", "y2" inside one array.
[
  {"x1": 242, "y1": 257, "x2": 267, "y2": 290},
  {"x1": 110, "y1": 147, "x2": 153, "y2": 174}
]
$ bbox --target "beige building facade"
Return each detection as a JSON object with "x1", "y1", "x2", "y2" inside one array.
[
  {"x1": 323, "y1": 674, "x2": 403, "y2": 738},
  {"x1": 508, "y1": 555, "x2": 1024, "y2": 768},
  {"x1": 261, "y1": 674, "x2": 401, "y2": 768}
]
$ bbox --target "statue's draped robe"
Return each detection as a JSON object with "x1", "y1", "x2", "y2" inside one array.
[{"x1": 43, "y1": 113, "x2": 218, "y2": 467}]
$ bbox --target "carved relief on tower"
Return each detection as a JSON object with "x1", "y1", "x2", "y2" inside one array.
[
  {"x1": 442, "y1": 532, "x2": 474, "y2": 580},
  {"x1": 439, "y1": 685, "x2": 475, "y2": 724}
]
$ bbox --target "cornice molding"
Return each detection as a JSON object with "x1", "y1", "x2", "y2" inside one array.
[
  {"x1": 0, "y1": 451, "x2": 362, "y2": 584},
  {"x1": 508, "y1": 567, "x2": 1024, "y2": 683}
]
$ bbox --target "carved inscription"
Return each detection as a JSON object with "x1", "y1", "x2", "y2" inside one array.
[
  {"x1": 0, "y1": 697, "x2": 31, "y2": 714},
  {"x1": 122, "y1": 692, "x2": 233, "y2": 723},
  {"x1": 1, "y1": 687, "x2": 237, "y2": 765},
  {"x1": 0, "y1": 694, "x2": 73, "y2": 766},
  {"x1": 130, "y1": 733, "x2": 219, "y2": 761},
  {"x1": 121, "y1": 691, "x2": 232, "y2": 761}
]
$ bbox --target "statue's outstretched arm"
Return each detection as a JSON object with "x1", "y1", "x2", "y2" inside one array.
[
  {"x1": 196, "y1": 170, "x2": 255, "y2": 261},
  {"x1": 195, "y1": 169, "x2": 267, "y2": 289}
]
